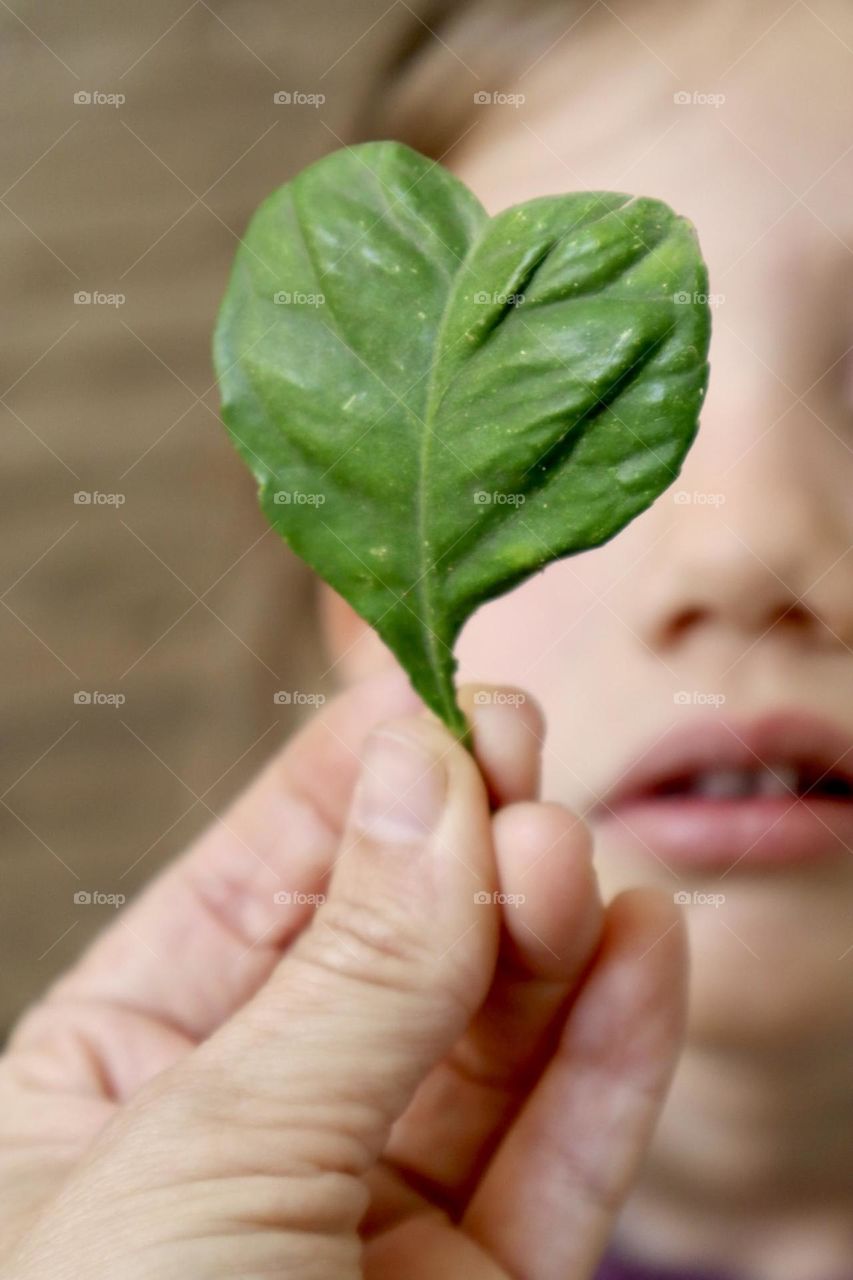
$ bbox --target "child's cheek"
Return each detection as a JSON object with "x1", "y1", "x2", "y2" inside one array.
[{"x1": 456, "y1": 562, "x2": 589, "y2": 695}]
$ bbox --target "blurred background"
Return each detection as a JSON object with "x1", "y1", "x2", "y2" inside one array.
[{"x1": 0, "y1": 0, "x2": 453, "y2": 1031}]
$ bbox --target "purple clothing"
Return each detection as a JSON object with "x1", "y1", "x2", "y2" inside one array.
[
  {"x1": 596, "y1": 1252, "x2": 853, "y2": 1280},
  {"x1": 596, "y1": 1254, "x2": 734, "y2": 1280}
]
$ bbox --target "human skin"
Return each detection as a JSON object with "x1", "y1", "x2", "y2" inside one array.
[
  {"x1": 0, "y1": 671, "x2": 686, "y2": 1279},
  {"x1": 323, "y1": 1, "x2": 853, "y2": 1276}
]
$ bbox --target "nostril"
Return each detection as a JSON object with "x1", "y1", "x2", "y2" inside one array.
[
  {"x1": 772, "y1": 602, "x2": 812, "y2": 630},
  {"x1": 660, "y1": 599, "x2": 822, "y2": 646},
  {"x1": 769, "y1": 601, "x2": 836, "y2": 645},
  {"x1": 664, "y1": 605, "x2": 709, "y2": 643}
]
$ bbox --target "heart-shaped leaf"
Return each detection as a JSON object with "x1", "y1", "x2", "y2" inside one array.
[{"x1": 214, "y1": 142, "x2": 711, "y2": 738}]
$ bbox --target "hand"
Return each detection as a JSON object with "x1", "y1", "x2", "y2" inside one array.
[{"x1": 0, "y1": 670, "x2": 686, "y2": 1279}]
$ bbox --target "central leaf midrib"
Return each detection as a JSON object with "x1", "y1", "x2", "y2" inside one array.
[{"x1": 414, "y1": 231, "x2": 484, "y2": 721}]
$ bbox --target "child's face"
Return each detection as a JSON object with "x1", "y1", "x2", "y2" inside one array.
[
  {"x1": 325, "y1": 0, "x2": 853, "y2": 1052},
  {"x1": 452, "y1": 0, "x2": 853, "y2": 1050}
]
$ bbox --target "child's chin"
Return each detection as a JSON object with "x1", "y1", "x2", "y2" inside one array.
[
  {"x1": 685, "y1": 900, "x2": 853, "y2": 1049},
  {"x1": 592, "y1": 848, "x2": 853, "y2": 1047}
]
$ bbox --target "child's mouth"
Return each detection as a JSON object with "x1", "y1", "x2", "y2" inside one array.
[
  {"x1": 651, "y1": 764, "x2": 853, "y2": 800},
  {"x1": 592, "y1": 711, "x2": 853, "y2": 870}
]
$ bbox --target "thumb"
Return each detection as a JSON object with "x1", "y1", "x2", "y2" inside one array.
[{"x1": 153, "y1": 714, "x2": 499, "y2": 1182}]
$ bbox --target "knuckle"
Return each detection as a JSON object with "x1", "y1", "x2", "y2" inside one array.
[{"x1": 288, "y1": 891, "x2": 446, "y2": 1004}]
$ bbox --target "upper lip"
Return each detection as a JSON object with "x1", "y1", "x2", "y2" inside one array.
[{"x1": 595, "y1": 710, "x2": 853, "y2": 811}]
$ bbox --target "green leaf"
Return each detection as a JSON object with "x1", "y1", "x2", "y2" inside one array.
[{"x1": 214, "y1": 141, "x2": 711, "y2": 739}]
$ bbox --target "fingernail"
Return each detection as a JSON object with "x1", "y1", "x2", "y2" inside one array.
[{"x1": 352, "y1": 729, "x2": 446, "y2": 843}]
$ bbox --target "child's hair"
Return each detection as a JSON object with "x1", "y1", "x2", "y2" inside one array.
[{"x1": 354, "y1": 0, "x2": 571, "y2": 159}]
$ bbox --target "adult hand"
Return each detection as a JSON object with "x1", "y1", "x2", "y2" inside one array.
[{"x1": 0, "y1": 670, "x2": 686, "y2": 1279}]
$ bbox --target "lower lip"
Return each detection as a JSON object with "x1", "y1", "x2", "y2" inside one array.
[{"x1": 595, "y1": 796, "x2": 853, "y2": 870}]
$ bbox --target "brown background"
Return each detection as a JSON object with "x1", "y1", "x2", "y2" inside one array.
[{"x1": 0, "y1": 0, "x2": 427, "y2": 1032}]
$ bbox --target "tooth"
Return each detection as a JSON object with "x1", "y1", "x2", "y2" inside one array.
[
  {"x1": 756, "y1": 765, "x2": 799, "y2": 797},
  {"x1": 692, "y1": 768, "x2": 754, "y2": 799}
]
